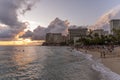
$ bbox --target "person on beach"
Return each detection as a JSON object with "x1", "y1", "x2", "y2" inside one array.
[
  {"x1": 85, "y1": 50, "x2": 87, "y2": 53},
  {"x1": 100, "y1": 50, "x2": 106, "y2": 58},
  {"x1": 103, "y1": 51, "x2": 106, "y2": 58}
]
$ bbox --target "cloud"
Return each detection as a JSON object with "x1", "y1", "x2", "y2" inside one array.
[
  {"x1": 46, "y1": 18, "x2": 69, "y2": 36},
  {"x1": 89, "y1": 5, "x2": 120, "y2": 32},
  {"x1": 20, "y1": 30, "x2": 33, "y2": 38},
  {"x1": 32, "y1": 26, "x2": 46, "y2": 40},
  {"x1": 0, "y1": 0, "x2": 39, "y2": 40},
  {"x1": 22, "y1": 18, "x2": 89, "y2": 40},
  {"x1": 22, "y1": 18, "x2": 70, "y2": 40}
]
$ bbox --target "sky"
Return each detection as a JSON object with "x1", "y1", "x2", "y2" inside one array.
[
  {"x1": 22, "y1": 0, "x2": 120, "y2": 30},
  {"x1": 0, "y1": 0, "x2": 120, "y2": 40}
]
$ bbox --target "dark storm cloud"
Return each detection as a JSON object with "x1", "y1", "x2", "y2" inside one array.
[
  {"x1": 0, "y1": 0, "x2": 39, "y2": 39},
  {"x1": 0, "y1": 0, "x2": 23, "y2": 28}
]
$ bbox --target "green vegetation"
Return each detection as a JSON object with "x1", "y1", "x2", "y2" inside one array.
[{"x1": 70, "y1": 29, "x2": 120, "y2": 46}]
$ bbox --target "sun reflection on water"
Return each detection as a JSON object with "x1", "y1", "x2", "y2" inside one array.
[
  {"x1": 12, "y1": 47, "x2": 37, "y2": 66},
  {"x1": 0, "y1": 39, "x2": 45, "y2": 46}
]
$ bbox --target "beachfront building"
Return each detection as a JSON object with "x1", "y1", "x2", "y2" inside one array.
[
  {"x1": 68, "y1": 27, "x2": 88, "y2": 45},
  {"x1": 46, "y1": 33, "x2": 68, "y2": 45},
  {"x1": 68, "y1": 27, "x2": 88, "y2": 40},
  {"x1": 91, "y1": 29, "x2": 109, "y2": 37},
  {"x1": 110, "y1": 19, "x2": 120, "y2": 35}
]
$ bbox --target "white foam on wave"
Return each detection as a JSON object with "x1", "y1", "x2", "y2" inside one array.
[{"x1": 74, "y1": 50, "x2": 120, "y2": 80}]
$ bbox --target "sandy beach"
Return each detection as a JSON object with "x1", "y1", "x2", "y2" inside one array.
[{"x1": 79, "y1": 46, "x2": 120, "y2": 75}]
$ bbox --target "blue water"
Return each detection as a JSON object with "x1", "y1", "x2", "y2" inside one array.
[{"x1": 0, "y1": 46, "x2": 120, "y2": 80}]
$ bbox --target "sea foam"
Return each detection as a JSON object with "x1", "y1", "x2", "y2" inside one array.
[{"x1": 74, "y1": 50, "x2": 120, "y2": 80}]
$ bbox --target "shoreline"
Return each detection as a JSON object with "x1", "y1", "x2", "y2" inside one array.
[{"x1": 78, "y1": 47, "x2": 120, "y2": 75}]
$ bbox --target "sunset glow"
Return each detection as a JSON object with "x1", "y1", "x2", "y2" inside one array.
[{"x1": 0, "y1": 39, "x2": 45, "y2": 46}]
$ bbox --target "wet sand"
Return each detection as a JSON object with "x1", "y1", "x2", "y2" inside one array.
[{"x1": 79, "y1": 47, "x2": 120, "y2": 75}]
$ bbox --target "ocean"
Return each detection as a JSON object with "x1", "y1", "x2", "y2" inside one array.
[{"x1": 0, "y1": 46, "x2": 120, "y2": 80}]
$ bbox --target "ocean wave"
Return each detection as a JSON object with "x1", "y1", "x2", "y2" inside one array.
[{"x1": 74, "y1": 50, "x2": 120, "y2": 80}]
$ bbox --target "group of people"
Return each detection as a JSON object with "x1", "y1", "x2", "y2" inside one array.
[
  {"x1": 77, "y1": 45, "x2": 116, "y2": 58},
  {"x1": 100, "y1": 45, "x2": 114, "y2": 58}
]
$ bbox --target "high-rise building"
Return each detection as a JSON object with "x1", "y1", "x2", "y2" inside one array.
[
  {"x1": 91, "y1": 29, "x2": 109, "y2": 37},
  {"x1": 46, "y1": 33, "x2": 68, "y2": 45},
  {"x1": 68, "y1": 27, "x2": 88, "y2": 40},
  {"x1": 68, "y1": 27, "x2": 88, "y2": 45},
  {"x1": 110, "y1": 19, "x2": 120, "y2": 34}
]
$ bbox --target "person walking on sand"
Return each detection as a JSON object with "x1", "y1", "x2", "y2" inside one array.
[
  {"x1": 100, "y1": 49, "x2": 106, "y2": 58},
  {"x1": 103, "y1": 51, "x2": 105, "y2": 58},
  {"x1": 85, "y1": 50, "x2": 87, "y2": 53}
]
